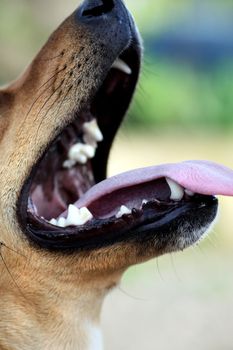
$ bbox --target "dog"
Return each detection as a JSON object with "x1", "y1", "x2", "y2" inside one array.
[{"x1": 1, "y1": 0, "x2": 233, "y2": 349}]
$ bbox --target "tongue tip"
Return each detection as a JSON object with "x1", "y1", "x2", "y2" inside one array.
[{"x1": 170, "y1": 160, "x2": 233, "y2": 197}]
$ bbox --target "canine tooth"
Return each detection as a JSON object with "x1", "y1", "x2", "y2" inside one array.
[
  {"x1": 166, "y1": 178, "x2": 184, "y2": 201},
  {"x1": 57, "y1": 217, "x2": 66, "y2": 228},
  {"x1": 112, "y1": 58, "x2": 132, "y2": 75},
  {"x1": 185, "y1": 189, "x2": 195, "y2": 196},
  {"x1": 83, "y1": 119, "x2": 103, "y2": 143},
  {"x1": 142, "y1": 199, "x2": 148, "y2": 205},
  {"x1": 49, "y1": 218, "x2": 58, "y2": 226},
  {"x1": 116, "y1": 205, "x2": 132, "y2": 219}
]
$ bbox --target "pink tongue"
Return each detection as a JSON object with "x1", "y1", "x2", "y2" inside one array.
[{"x1": 75, "y1": 160, "x2": 233, "y2": 209}]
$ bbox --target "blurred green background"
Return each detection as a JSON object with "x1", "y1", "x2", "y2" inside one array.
[
  {"x1": 1, "y1": 0, "x2": 233, "y2": 349},
  {"x1": 1, "y1": 0, "x2": 233, "y2": 130}
]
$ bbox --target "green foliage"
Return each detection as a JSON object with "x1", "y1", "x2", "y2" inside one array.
[{"x1": 128, "y1": 58, "x2": 233, "y2": 129}]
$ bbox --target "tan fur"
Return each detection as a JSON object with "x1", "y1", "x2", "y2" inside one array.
[{"x1": 0, "y1": 6, "x2": 158, "y2": 350}]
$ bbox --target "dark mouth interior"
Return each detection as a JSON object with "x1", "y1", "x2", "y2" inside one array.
[
  {"x1": 27, "y1": 47, "x2": 143, "y2": 227},
  {"x1": 24, "y1": 45, "x2": 216, "y2": 236}
]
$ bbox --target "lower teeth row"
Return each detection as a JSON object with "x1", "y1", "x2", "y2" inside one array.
[
  {"x1": 50, "y1": 205, "x2": 93, "y2": 228},
  {"x1": 48, "y1": 180, "x2": 195, "y2": 228}
]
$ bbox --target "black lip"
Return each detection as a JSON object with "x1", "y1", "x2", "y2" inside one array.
[{"x1": 24, "y1": 195, "x2": 218, "y2": 251}]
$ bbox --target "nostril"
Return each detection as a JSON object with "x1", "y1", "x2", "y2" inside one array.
[{"x1": 82, "y1": 0, "x2": 115, "y2": 18}]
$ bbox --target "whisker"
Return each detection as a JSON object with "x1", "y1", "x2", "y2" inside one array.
[
  {"x1": 170, "y1": 254, "x2": 181, "y2": 282},
  {"x1": 35, "y1": 67, "x2": 67, "y2": 94},
  {"x1": 0, "y1": 248, "x2": 27, "y2": 300},
  {"x1": 41, "y1": 52, "x2": 64, "y2": 62},
  {"x1": 27, "y1": 69, "x2": 66, "y2": 120},
  {"x1": 35, "y1": 82, "x2": 75, "y2": 145},
  {"x1": 57, "y1": 84, "x2": 74, "y2": 116},
  {"x1": 118, "y1": 284, "x2": 147, "y2": 301},
  {"x1": 155, "y1": 257, "x2": 164, "y2": 281},
  {"x1": 33, "y1": 79, "x2": 65, "y2": 123},
  {"x1": 34, "y1": 91, "x2": 64, "y2": 144},
  {"x1": 0, "y1": 242, "x2": 26, "y2": 259},
  {"x1": 17, "y1": 67, "x2": 67, "y2": 137}
]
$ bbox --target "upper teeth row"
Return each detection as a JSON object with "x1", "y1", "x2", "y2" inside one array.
[
  {"x1": 63, "y1": 119, "x2": 103, "y2": 169},
  {"x1": 50, "y1": 204, "x2": 93, "y2": 228},
  {"x1": 165, "y1": 178, "x2": 194, "y2": 201}
]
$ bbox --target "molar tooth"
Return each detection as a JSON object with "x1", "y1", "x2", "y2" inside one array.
[
  {"x1": 49, "y1": 218, "x2": 58, "y2": 226},
  {"x1": 185, "y1": 189, "x2": 195, "y2": 196},
  {"x1": 57, "y1": 217, "x2": 66, "y2": 228},
  {"x1": 63, "y1": 159, "x2": 76, "y2": 169},
  {"x1": 82, "y1": 145, "x2": 96, "y2": 158},
  {"x1": 112, "y1": 58, "x2": 132, "y2": 75},
  {"x1": 166, "y1": 178, "x2": 184, "y2": 201},
  {"x1": 116, "y1": 205, "x2": 132, "y2": 219},
  {"x1": 69, "y1": 143, "x2": 95, "y2": 163},
  {"x1": 65, "y1": 205, "x2": 93, "y2": 227},
  {"x1": 83, "y1": 119, "x2": 103, "y2": 143},
  {"x1": 74, "y1": 154, "x2": 88, "y2": 165}
]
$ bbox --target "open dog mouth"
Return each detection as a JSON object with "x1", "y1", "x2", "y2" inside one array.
[{"x1": 19, "y1": 41, "x2": 233, "y2": 250}]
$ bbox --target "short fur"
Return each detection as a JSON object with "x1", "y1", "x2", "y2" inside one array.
[{"x1": 0, "y1": 1, "x2": 217, "y2": 349}]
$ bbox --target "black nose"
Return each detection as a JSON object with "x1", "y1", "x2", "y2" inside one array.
[
  {"x1": 75, "y1": 0, "x2": 137, "y2": 64},
  {"x1": 81, "y1": 0, "x2": 115, "y2": 18},
  {"x1": 77, "y1": 0, "x2": 129, "y2": 25}
]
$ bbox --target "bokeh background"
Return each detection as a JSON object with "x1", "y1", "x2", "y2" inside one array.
[{"x1": 1, "y1": 0, "x2": 233, "y2": 349}]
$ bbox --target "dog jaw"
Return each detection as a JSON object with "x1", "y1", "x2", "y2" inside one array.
[{"x1": 0, "y1": 1, "x2": 143, "y2": 348}]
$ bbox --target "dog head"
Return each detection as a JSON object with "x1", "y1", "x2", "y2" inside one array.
[{"x1": 0, "y1": 0, "x2": 222, "y2": 291}]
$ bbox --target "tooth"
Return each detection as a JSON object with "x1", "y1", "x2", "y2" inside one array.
[
  {"x1": 49, "y1": 218, "x2": 57, "y2": 226},
  {"x1": 83, "y1": 134, "x2": 98, "y2": 149},
  {"x1": 82, "y1": 145, "x2": 95, "y2": 158},
  {"x1": 185, "y1": 189, "x2": 195, "y2": 196},
  {"x1": 79, "y1": 207, "x2": 93, "y2": 224},
  {"x1": 66, "y1": 204, "x2": 82, "y2": 226},
  {"x1": 69, "y1": 143, "x2": 95, "y2": 161},
  {"x1": 116, "y1": 205, "x2": 132, "y2": 219},
  {"x1": 166, "y1": 178, "x2": 184, "y2": 201},
  {"x1": 57, "y1": 217, "x2": 66, "y2": 228},
  {"x1": 142, "y1": 199, "x2": 148, "y2": 206},
  {"x1": 83, "y1": 119, "x2": 103, "y2": 143},
  {"x1": 112, "y1": 58, "x2": 132, "y2": 75},
  {"x1": 65, "y1": 205, "x2": 93, "y2": 227},
  {"x1": 63, "y1": 159, "x2": 76, "y2": 169},
  {"x1": 74, "y1": 154, "x2": 88, "y2": 165},
  {"x1": 50, "y1": 207, "x2": 93, "y2": 228}
]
